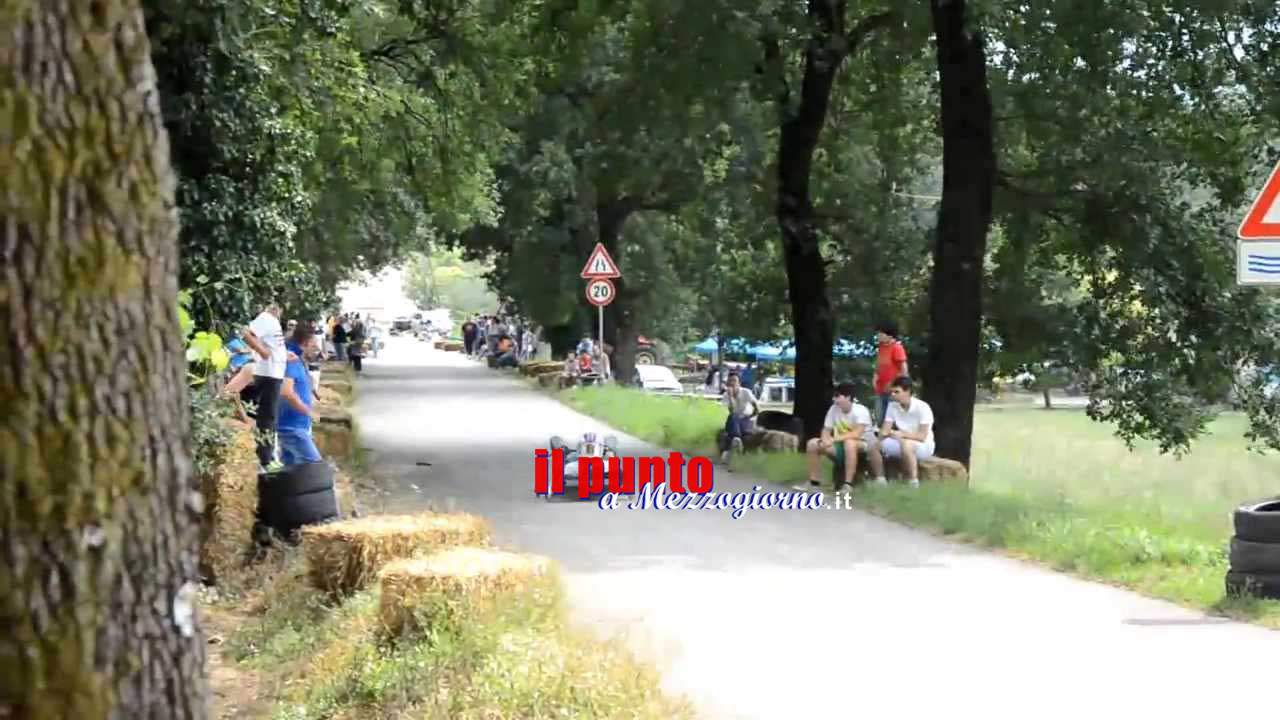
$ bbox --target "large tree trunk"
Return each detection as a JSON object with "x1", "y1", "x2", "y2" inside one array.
[
  {"x1": 597, "y1": 200, "x2": 637, "y2": 386},
  {"x1": 923, "y1": 0, "x2": 996, "y2": 468},
  {"x1": 770, "y1": 4, "x2": 892, "y2": 440},
  {"x1": 1, "y1": 3, "x2": 207, "y2": 719}
]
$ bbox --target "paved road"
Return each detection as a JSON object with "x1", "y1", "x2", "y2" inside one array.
[{"x1": 351, "y1": 337, "x2": 1275, "y2": 720}]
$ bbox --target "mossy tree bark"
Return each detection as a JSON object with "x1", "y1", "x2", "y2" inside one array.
[{"x1": 1, "y1": 2, "x2": 207, "y2": 718}]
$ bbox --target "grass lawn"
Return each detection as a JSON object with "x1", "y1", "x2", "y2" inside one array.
[
  {"x1": 553, "y1": 384, "x2": 1280, "y2": 627},
  {"x1": 218, "y1": 549, "x2": 692, "y2": 720}
]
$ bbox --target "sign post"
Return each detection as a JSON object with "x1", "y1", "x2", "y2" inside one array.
[
  {"x1": 580, "y1": 243, "x2": 621, "y2": 353},
  {"x1": 1238, "y1": 158, "x2": 1280, "y2": 286}
]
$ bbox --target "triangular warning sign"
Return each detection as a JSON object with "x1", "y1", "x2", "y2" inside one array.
[
  {"x1": 1239, "y1": 158, "x2": 1280, "y2": 240},
  {"x1": 580, "y1": 243, "x2": 621, "y2": 278}
]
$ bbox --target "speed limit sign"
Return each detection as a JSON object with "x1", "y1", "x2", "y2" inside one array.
[{"x1": 585, "y1": 278, "x2": 615, "y2": 307}]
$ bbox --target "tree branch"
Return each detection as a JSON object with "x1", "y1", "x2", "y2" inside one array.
[{"x1": 847, "y1": 11, "x2": 896, "y2": 52}]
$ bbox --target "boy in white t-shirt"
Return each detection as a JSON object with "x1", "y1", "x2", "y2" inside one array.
[
  {"x1": 800, "y1": 382, "x2": 875, "y2": 491},
  {"x1": 867, "y1": 375, "x2": 935, "y2": 487}
]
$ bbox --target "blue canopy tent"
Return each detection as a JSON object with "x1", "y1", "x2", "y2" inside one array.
[
  {"x1": 749, "y1": 343, "x2": 783, "y2": 361},
  {"x1": 693, "y1": 337, "x2": 719, "y2": 354}
]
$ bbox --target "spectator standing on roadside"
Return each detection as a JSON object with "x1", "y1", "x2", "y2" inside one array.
[
  {"x1": 348, "y1": 318, "x2": 366, "y2": 373},
  {"x1": 276, "y1": 324, "x2": 323, "y2": 465},
  {"x1": 242, "y1": 302, "x2": 288, "y2": 469},
  {"x1": 462, "y1": 317, "x2": 479, "y2": 355},
  {"x1": 332, "y1": 316, "x2": 349, "y2": 362},
  {"x1": 872, "y1": 320, "x2": 910, "y2": 427}
]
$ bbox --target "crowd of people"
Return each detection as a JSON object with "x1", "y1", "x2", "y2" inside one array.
[
  {"x1": 460, "y1": 313, "x2": 539, "y2": 368},
  {"x1": 560, "y1": 336, "x2": 612, "y2": 383},
  {"x1": 218, "y1": 304, "x2": 381, "y2": 473},
  {"x1": 711, "y1": 319, "x2": 936, "y2": 490}
]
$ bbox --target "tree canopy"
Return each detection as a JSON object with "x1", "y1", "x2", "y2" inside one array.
[{"x1": 152, "y1": 0, "x2": 1280, "y2": 459}]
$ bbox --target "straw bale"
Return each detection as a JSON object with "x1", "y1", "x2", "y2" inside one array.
[
  {"x1": 377, "y1": 547, "x2": 551, "y2": 637},
  {"x1": 322, "y1": 378, "x2": 353, "y2": 399},
  {"x1": 199, "y1": 420, "x2": 259, "y2": 584},
  {"x1": 300, "y1": 512, "x2": 492, "y2": 596},
  {"x1": 443, "y1": 341, "x2": 464, "y2": 352},
  {"x1": 315, "y1": 385, "x2": 345, "y2": 407},
  {"x1": 313, "y1": 423, "x2": 354, "y2": 461}
]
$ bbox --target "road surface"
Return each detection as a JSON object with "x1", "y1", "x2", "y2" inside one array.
[{"x1": 350, "y1": 337, "x2": 1275, "y2": 720}]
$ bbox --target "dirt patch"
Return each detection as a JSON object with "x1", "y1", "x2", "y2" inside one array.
[{"x1": 203, "y1": 601, "x2": 271, "y2": 719}]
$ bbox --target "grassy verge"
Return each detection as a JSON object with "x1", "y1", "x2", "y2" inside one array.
[
  {"x1": 551, "y1": 383, "x2": 1280, "y2": 628},
  {"x1": 220, "y1": 550, "x2": 692, "y2": 720}
]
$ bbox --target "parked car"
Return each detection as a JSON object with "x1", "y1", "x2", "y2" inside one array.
[{"x1": 631, "y1": 365, "x2": 684, "y2": 395}]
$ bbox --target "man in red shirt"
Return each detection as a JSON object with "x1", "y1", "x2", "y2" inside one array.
[{"x1": 872, "y1": 320, "x2": 909, "y2": 426}]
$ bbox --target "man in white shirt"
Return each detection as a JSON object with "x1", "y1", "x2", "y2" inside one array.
[
  {"x1": 720, "y1": 371, "x2": 760, "y2": 464},
  {"x1": 867, "y1": 375, "x2": 935, "y2": 487},
  {"x1": 801, "y1": 382, "x2": 874, "y2": 491},
  {"x1": 242, "y1": 302, "x2": 287, "y2": 468}
]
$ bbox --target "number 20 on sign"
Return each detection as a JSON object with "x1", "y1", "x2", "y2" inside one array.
[{"x1": 586, "y1": 278, "x2": 615, "y2": 306}]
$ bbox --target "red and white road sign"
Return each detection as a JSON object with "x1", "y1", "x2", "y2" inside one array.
[
  {"x1": 580, "y1": 243, "x2": 621, "y2": 279},
  {"x1": 1239, "y1": 158, "x2": 1280, "y2": 240},
  {"x1": 1238, "y1": 158, "x2": 1280, "y2": 286},
  {"x1": 585, "y1": 278, "x2": 616, "y2": 307}
]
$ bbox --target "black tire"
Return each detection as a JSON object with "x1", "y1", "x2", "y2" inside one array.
[
  {"x1": 635, "y1": 351, "x2": 657, "y2": 365},
  {"x1": 274, "y1": 487, "x2": 340, "y2": 534},
  {"x1": 258, "y1": 462, "x2": 335, "y2": 503},
  {"x1": 1232, "y1": 498, "x2": 1280, "y2": 543},
  {"x1": 1228, "y1": 537, "x2": 1280, "y2": 574},
  {"x1": 1225, "y1": 570, "x2": 1280, "y2": 600}
]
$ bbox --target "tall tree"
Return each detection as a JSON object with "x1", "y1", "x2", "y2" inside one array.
[
  {"x1": 2, "y1": 1, "x2": 207, "y2": 718},
  {"x1": 923, "y1": 0, "x2": 995, "y2": 466},
  {"x1": 759, "y1": 3, "x2": 897, "y2": 439}
]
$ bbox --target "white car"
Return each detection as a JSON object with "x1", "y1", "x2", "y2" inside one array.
[{"x1": 631, "y1": 365, "x2": 684, "y2": 395}]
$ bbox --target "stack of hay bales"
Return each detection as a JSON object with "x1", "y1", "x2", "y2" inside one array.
[
  {"x1": 299, "y1": 513, "x2": 492, "y2": 596},
  {"x1": 198, "y1": 420, "x2": 260, "y2": 583},
  {"x1": 378, "y1": 547, "x2": 550, "y2": 637},
  {"x1": 313, "y1": 411, "x2": 355, "y2": 461},
  {"x1": 519, "y1": 360, "x2": 562, "y2": 377}
]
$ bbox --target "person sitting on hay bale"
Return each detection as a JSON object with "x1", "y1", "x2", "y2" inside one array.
[
  {"x1": 867, "y1": 376, "x2": 935, "y2": 488},
  {"x1": 800, "y1": 382, "x2": 874, "y2": 492}
]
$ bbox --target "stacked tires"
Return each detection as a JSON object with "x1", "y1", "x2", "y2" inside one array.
[
  {"x1": 255, "y1": 461, "x2": 341, "y2": 544},
  {"x1": 1226, "y1": 498, "x2": 1280, "y2": 600}
]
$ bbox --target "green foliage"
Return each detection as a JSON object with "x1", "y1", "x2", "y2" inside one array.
[
  {"x1": 189, "y1": 385, "x2": 237, "y2": 481},
  {"x1": 403, "y1": 249, "x2": 499, "y2": 320}
]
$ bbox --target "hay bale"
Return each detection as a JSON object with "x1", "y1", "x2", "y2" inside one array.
[
  {"x1": 743, "y1": 429, "x2": 799, "y2": 453},
  {"x1": 378, "y1": 547, "x2": 551, "y2": 637},
  {"x1": 322, "y1": 378, "x2": 353, "y2": 398},
  {"x1": 313, "y1": 423, "x2": 354, "y2": 461},
  {"x1": 199, "y1": 421, "x2": 259, "y2": 584},
  {"x1": 443, "y1": 341, "x2": 464, "y2": 352},
  {"x1": 537, "y1": 373, "x2": 560, "y2": 388},
  {"x1": 919, "y1": 457, "x2": 968, "y2": 483},
  {"x1": 300, "y1": 513, "x2": 492, "y2": 596}
]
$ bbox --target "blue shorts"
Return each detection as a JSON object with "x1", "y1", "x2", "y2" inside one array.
[
  {"x1": 278, "y1": 428, "x2": 322, "y2": 465},
  {"x1": 878, "y1": 436, "x2": 934, "y2": 461}
]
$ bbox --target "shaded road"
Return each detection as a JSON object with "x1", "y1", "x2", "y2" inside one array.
[{"x1": 351, "y1": 337, "x2": 1275, "y2": 720}]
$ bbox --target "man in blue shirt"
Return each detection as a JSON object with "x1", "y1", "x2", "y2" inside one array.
[{"x1": 277, "y1": 324, "x2": 322, "y2": 465}]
